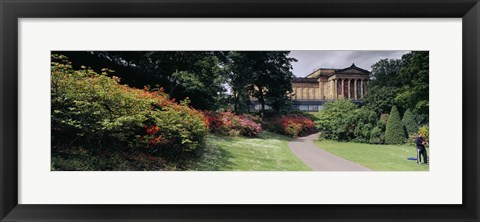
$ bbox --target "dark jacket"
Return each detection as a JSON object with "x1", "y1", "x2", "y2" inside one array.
[{"x1": 415, "y1": 137, "x2": 425, "y2": 149}]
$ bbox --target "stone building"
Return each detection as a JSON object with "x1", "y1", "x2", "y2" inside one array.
[{"x1": 291, "y1": 63, "x2": 370, "y2": 111}]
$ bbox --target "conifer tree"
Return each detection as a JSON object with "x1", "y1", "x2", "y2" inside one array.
[
  {"x1": 402, "y1": 109, "x2": 418, "y2": 136},
  {"x1": 385, "y1": 106, "x2": 406, "y2": 144}
]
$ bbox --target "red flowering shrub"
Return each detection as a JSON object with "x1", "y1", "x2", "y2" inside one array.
[
  {"x1": 51, "y1": 54, "x2": 208, "y2": 165},
  {"x1": 268, "y1": 114, "x2": 316, "y2": 137},
  {"x1": 203, "y1": 111, "x2": 262, "y2": 137}
]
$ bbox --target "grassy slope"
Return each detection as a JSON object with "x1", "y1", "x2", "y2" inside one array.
[
  {"x1": 192, "y1": 131, "x2": 311, "y2": 171},
  {"x1": 314, "y1": 140, "x2": 429, "y2": 171}
]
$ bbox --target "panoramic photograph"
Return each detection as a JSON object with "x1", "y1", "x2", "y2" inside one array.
[{"x1": 51, "y1": 50, "x2": 429, "y2": 171}]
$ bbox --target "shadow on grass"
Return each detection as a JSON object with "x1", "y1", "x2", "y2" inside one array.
[{"x1": 188, "y1": 135, "x2": 236, "y2": 171}]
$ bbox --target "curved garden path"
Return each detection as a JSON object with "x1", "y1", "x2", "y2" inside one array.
[{"x1": 288, "y1": 133, "x2": 371, "y2": 171}]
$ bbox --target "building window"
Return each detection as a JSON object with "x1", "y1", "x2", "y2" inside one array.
[
  {"x1": 344, "y1": 79, "x2": 349, "y2": 99},
  {"x1": 299, "y1": 105, "x2": 308, "y2": 111}
]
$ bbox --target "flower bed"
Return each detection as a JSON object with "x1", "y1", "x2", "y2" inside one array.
[
  {"x1": 203, "y1": 111, "x2": 262, "y2": 137},
  {"x1": 267, "y1": 114, "x2": 316, "y2": 137}
]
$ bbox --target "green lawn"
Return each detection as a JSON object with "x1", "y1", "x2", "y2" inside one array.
[
  {"x1": 314, "y1": 140, "x2": 429, "y2": 171},
  {"x1": 191, "y1": 131, "x2": 311, "y2": 171}
]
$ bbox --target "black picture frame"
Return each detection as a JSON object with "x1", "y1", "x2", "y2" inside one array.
[{"x1": 1, "y1": 0, "x2": 479, "y2": 221}]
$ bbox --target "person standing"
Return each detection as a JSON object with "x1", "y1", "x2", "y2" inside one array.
[{"x1": 415, "y1": 134, "x2": 428, "y2": 164}]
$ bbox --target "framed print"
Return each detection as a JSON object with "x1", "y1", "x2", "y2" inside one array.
[{"x1": 1, "y1": 0, "x2": 479, "y2": 221}]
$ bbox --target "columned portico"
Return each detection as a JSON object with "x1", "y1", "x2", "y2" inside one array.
[{"x1": 290, "y1": 63, "x2": 370, "y2": 111}]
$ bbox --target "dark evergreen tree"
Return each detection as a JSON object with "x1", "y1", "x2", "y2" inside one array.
[
  {"x1": 384, "y1": 106, "x2": 406, "y2": 144},
  {"x1": 402, "y1": 109, "x2": 418, "y2": 136}
]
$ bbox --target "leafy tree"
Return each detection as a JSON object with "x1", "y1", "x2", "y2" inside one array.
[
  {"x1": 396, "y1": 51, "x2": 429, "y2": 121},
  {"x1": 402, "y1": 109, "x2": 418, "y2": 136},
  {"x1": 384, "y1": 106, "x2": 406, "y2": 144},
  {"x1": 369, "y1": 58, "x2": 402, "y2": 88},
  {"x1": 55, "y1": 51, "x2": 229, "y2": 111},
  {"x1": 227, "y1": 51, "x2": 296, "y2": 115},
  {"x1": 226, "y1": 52, "x2": 255, "y2": 113},
  {"x1": 363, "y1": 86, "x2": 399, "y2": 115},
  {"x1": 366, "y1": 51, "x2": 429, "y2": 124}
]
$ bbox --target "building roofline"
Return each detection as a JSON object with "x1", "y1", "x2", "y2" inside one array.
[
  {"x1": 334, "y1": 63, "x2": 370, "y2": 74},
  {"x1": 303, "y1": 63, "x2": 370, "y2": 78},
  {"x1": 292, "y1": 77, "x2": 319, "y2": 83}
]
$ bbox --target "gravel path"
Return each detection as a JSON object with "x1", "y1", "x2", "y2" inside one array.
[{"x1": 288, "y1": 133, "x2": 371, "y2": 171}]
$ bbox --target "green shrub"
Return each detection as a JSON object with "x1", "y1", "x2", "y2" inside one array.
[
  {"x1": 402, "y1": 109, "x2": 418, "y2": 136},
  {"x1": 51, "y1": 54, "x2": 208, "y2": 167},
  {"x1": 315, "y1": 100, "x2": 377, "y2": 142},
  {"x1": 368, "y1": 126, "x2": 385, "y2": 144},
  {"x1": 349, "y1": 108, "x2": 377, "y2": 143},
  {"x1": 384, "y1": 106, "x2": 406, "y2": 144},
  {"x1": 315, "y1": 99, "x2": 357, "y2": 141}
]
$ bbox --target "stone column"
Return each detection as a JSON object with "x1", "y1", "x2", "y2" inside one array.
[
  {"x1": 358, "y1": 80, "x2": 362, "y2": 99},
  {"x1": 334, "y1": 79, "x2": 338, "y2": 99},
  {"x1": 339, "y1": 78, "x2": 343, "y2": 98},
  {"x1": 334, "y1": 79, "x2": 337, "y2": 99},
  {"x1": 319, "y1": 80, "x2": 323, "y2": 100},
  {"x1": 354, "y1": 79, "x2": 357, "y2": 100},
  {"x1": 328, "y1": 79, "x2": 337, "y2": 99}
]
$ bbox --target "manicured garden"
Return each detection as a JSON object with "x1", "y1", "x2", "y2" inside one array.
[
  {"x1": 314, "y1": 140, "x2": 429, "y2": 171},
  {"x1": 51, "y1": 51, "x2": 429, "y2": 171},
  {"x1": 51, "y1": 54, "x2": 316, "y2": 171}
]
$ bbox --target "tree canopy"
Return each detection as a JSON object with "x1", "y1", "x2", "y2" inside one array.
[
  {"x1": 226, "y1": 51, "x2": 296, "y2": 114},
  {"x1": 364, "y1": 51, "x2": 429, "y2": 124},
  {"x1": 55, "y1": 51, "x2": 296, "y2": 114}
]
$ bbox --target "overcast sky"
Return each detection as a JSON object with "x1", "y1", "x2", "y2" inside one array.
[{"x1": 289, "y1": 50, "x2": 410, "y2": 77}]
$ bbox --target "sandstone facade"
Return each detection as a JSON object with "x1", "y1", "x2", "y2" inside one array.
[
  {"x1": 290, "y1": 63, "x2": 370, "y2": 111},
  {"x1": 292, "y1": 63, "x2": 370, "y2": 101}
]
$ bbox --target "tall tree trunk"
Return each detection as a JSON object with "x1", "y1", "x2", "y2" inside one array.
[
  {"x1": 258, "y1": 88, "x2": 265, "y2": 118},
  {"x1": 233, "y1": 90, "x2": 238, "y2": 113}
]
